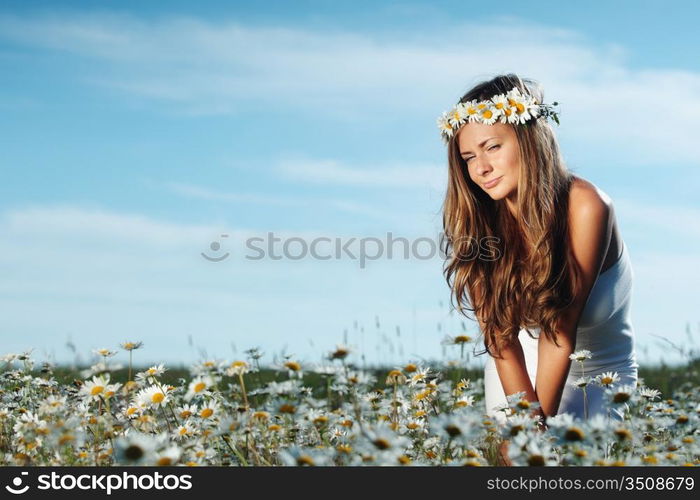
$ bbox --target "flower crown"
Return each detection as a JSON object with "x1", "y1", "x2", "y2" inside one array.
[{"x1": 436, "y1": 86, "x2": 559, "y2": 144}]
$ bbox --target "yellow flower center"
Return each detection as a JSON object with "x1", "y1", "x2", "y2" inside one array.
[
  {"x1": 151, "y1": 392, "x2": 165, "y2": 404},
  {"x1": 373, "y1": 438, "x2": 391, "y2": 450},
  {"x1": 91, "y1": 386, "x2": 104, "y2": 396},
  {"x1": 297, "y1": 455, "x2": 315, "y2": 466},
  {"x1": 200, "y1": 408, "x2": 214, "y2": 418},
  {"x1": 564, "y1": 427, "x2": 585, "y2": 441},
  {"x1": 279, "y1": 404, "x2": 296, "y2": 414},
  {"x1": 194, "y1": 382, "x2": 206, "y2": 393},
  {"x1": 613, "y1": 392, "x2": 631, "y2": 403}
]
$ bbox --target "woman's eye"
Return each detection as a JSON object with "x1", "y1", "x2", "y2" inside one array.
[{"x1": 489, "y1": 144, "x2": 500, "y2": 151}]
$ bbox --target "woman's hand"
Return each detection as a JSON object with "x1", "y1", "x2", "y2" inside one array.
[
  {"x1": 498, "y1": 439, "x2": 513, "y2": 466},
  {"x1": 531, "y1": 407, "x2": 549, "y2": 433}
]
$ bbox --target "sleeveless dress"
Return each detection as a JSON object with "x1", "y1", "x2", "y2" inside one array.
[{"x1": 483, "y1": 240, "x2": 639, "y2": 423}]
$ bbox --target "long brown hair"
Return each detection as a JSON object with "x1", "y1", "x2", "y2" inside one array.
[{"x1": 440, "y1": 73, "x2": 583, "y2": 359}]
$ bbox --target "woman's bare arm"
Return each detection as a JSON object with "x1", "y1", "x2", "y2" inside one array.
[
  {"x1": 535, "y1": 185, "x2": 612, "y2": 416},
  {"x1": 492, "y1": 338, "x2": 538, "y2": 403},
  {"x1": 473, "y1": 282, "x2": 543, "y2": 416}
]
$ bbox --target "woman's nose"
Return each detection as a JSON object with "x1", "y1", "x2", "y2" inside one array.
[{"x1": 473, "y1": 155, "x2": 492, "y2": 174}]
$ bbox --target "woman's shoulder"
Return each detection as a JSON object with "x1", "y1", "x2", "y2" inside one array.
[{"x1": 568, "y1": 175, "x2": 613, "y2": 218}]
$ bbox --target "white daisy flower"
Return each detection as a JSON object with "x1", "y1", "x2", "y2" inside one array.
[
  {"x1": 39, "y1": 395, "x2": 67, "y2": 414},
  {"x1": 184, "y1": 375, "x2": 214, "y2": 401},
  {"x1": 80, "y1": 374, "x2": 111, "y2": 402},
  {"x1": 491, "y1": 93, "x2": 510, "y2": 118},
  {"x1": 594, "y1": 371, "x2": 620, "y2": 387},
  {"x1": 507, "y1": 93, "x2": 537, "y2": 125},
  {"x1": 478, "y1": 102, "x2": 499, "y2": 125},
  {"x1": 461, "y1": 99, "x2": 480, "y2": 123},
  {"x1": 569, "y1": 350, "x2": 593, "y2": 362},
  {"x1": 454, "y1": 394, "x2": 475, "y2": 408},
  {"x1": 198, "y1": 400, "x2": 220, "y2": 420},
  {"x1": 639, "y1": 387, "x2": 661, "y2": 401},
  {"x1": 113, "y1": 432, "x2": 159, "y2": 465},
  {"x1": 135, "y1": 363, "x2": 166, "y2": 383},
  {"x1": 145, "y1": 363, "x2": 166, "y2": 377},
  {"x1": 437, "y1": 112, "x2": 454, "y2": 139},
  {"x1": 120, "y1": 341, "x2": 143, "y2": 351},
  {"x1": 448, "y1": 102, "x2": 468, "y2": 127},
  {"x1": 407, "y1": 366, "x2": 431, "y2": 386},
  {"x1": 92, "y1": 348, "x2": 117, "y2": 358},
  {"x1": 385, "y1": 369, "x2": 407, "y2": 385},
  {"x1": 524, "y1": 94, "x2": 542, "y2": 119},
  {"x1": 605, "y1": 384, "x2": 638, "y2": 406},
  {"x1": 135, "y1": 384, "x2": 170, "y2": 408},
  {"x1": 123, "y1": 405, "x2": 142, "y2": 420},
  {"x1": 330, "y1": 344, "x2": 351, "y2": 360},
  {"x1": 572, "y1": 376, "x2": 592, "y2": 389},
  {"x1": 176, "y1": 403, "x2": 199, "y2": 419},
  {"x1": 278, "y1": 445, "x2": 333, "y2": 466},
  {"x1": 154, "y1": 444, "x2": 182, "y2": 466},
  {"x1": 226, "y1": 360, "x2": 249, "y2": 377},
  {"x1": 281, "y1": 359, "x2": 303, "y2": 378}
]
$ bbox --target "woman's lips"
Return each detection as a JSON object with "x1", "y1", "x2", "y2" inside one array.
[{"x1": 483, "y1": 176, "x2": 503, "y2": 189}]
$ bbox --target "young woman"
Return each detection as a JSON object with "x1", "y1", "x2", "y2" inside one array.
[{"x1": 438, "y1": 74, "x2": 639, "y2": 431}]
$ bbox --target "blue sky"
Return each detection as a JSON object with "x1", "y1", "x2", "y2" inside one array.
[{"x1": 1, "y1": 0, "x2": 699, "y2": 369}]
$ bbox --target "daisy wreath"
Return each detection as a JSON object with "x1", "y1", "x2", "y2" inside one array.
[{"x1": 436, "y1": 86, "x2": 560, "y2": 144}]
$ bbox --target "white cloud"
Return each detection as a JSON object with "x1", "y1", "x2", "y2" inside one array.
[
  {"x1": 3, "y1": 204, "x2": 221, "y2": 247},
  {"x1": 2, "y1": 12, "x2": 700, "y2": 166},
  {"x1": 615, "y1": 198, "x2": 700, "y2": 243},
  {"x1": 0, "y1": 204, "x2": 452, "y2": 365},
  {"x1": 276, "y1": 158, "x2": 446, "y2": 191},
  {"x1": 165, "y1": 181, "x2": 428, "y2": 224},
  {"x1": 166, "y1": 182, "x2": 308, "y2": 206}
]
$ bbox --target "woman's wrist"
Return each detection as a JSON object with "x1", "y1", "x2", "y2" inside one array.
[{"x1": 529, "y1": 406, "x2": 547, "y2": 430}]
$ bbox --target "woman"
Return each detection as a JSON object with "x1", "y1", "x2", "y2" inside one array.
[{"x1": 438, "y1": 74, "x2": 639, "y2": 431}]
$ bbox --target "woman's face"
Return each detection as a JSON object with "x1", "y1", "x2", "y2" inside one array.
[{"x1": 456, "y1": 121, "x2": 521, "y2": 203}]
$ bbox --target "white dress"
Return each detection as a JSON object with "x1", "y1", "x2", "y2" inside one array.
[{"x1": 483, "y1": 240, "x2": 639, "y2": 423}]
